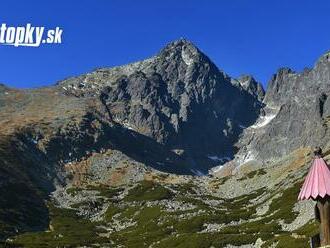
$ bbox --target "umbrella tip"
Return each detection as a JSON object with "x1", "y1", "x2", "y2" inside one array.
[{"x1": 314, "y1": 146, "x2": 323, "y2": 157}]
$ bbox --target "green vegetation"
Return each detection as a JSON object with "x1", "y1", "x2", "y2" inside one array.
[
  {"x1": 153, "y1": 233, "x2": 261, "y2": 248},
  {"x1": 238, "y1": 168, "x2": 267, "y2": 181},
  {"x1": 86, "y1": 184, "x2": 122, "y2": 198},
  {"x1": 266, "y1": 182, "x2": 301, "y2": 223},
  {"x1": 9, "y1": 204, "x2": 108, "y2": 248},
  {"x1": 262, "y1": 234, "x2": 309, "y2": 248},
  {"x1": 173, "y1": 181, "x2": 197, "y2": 194},
  {"x1": 104, "y1": 205, "x2": 122, "y2": 221},
  {"x1": 5, "y1": 178, "x2": 317, "y2": 248},
  {"x1": 110, "y1": 206, "x2": 171, "y2": 247},
  {"x1": 219, "y1": 182, "x2": 303, "y2": 240},
  {"x1": 211, "y1": 176, "x2": 230, "y2": 188},
  {"x1": 296, "y1": 220, "x2": 319, "y2": 237},
  {"x1": 0, "y1": 181, "x2": 49, "y2": 241},
  {"x1": 67, "y1": 184, "x2": 122, "y2": 198},
  {"x1": 261, "y1": 221, "x2": 319, "y2": 248},
  {"x1": 66, "y1": 187, "x2": 81, "y2": 196},
  {"x1": 107, "y1": 186, "x2": 271, "y2": 247},
  {"x1": 124, "y1": 180, "x2": 173, "y2": 202}
]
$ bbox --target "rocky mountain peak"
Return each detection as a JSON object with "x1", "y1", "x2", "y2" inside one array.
[
  {"x1": 316, "y1": 50, "x2": 330, "y2": 64},
  {"x1": 161, "y1": 38, "x2": 197, "y2": 52},
  {"x1": 313, "y1": 51, "x2": 330, "y2": 80},
  {"x1": 53, "y1": 39, "x2": 265, "y2": 174},
  {"x1": 157, "y1": 39, "x2": 219, "y2": 72},
  {"x1": 263, "y1": 67, "x2": 296, "y2": 106},
  {"x1": 229, "y1": 51, "x2": 330, "y2": 169},
  {"x1": 236, "y1": 75, "x2": 265, "y2": 101}
]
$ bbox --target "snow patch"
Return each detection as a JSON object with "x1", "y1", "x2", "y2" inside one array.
[
  {"x1": 208, "y1": 156, "x2": 232, "y2": 174},
  {"x1": 181, "y1": 49, "x2": 194, "y2": 66},
  {"x1": 123, "y1": 123, "x2": 134, "y2": 131},
  {"x1": 190, "y1": 169, "x2": 205, "y2": 176},
  {"x1": 209, "y1": 164, "x2": 225, "y2": 173},
  {"x1": 250, "y1": 113, "x2": 277, "y2": 129},
  {"x1": 207, "y1": 155, "x2": 231, "y2": 163},
  {"x1": 236, "y1": 150, "x2": 255, "y2": 165},
  {"x1": 120, "y1": 120, "x2": 136, "y2": 131},
  {"x1": 239, "y1": 78, "x2": 250, "y2": 87}
]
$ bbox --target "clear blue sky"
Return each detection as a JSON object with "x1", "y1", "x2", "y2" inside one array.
[{"x1": 1, "y1": 0, "x2": 330, "y2": 88}]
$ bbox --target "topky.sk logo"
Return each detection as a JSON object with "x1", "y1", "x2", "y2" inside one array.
[{"x1": 0, "y1": 23, "x2": 63, "y2": 47}]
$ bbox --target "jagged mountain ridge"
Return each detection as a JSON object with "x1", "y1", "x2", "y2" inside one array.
[
  {"x1": 57, "y1": 39, "x2": 264, "y2": 173},
  {"x1": 221, "y1": 51, "x2": 330, "y2": 175},
  {"x1": 3, "y1": 39, "x2": 330, "y2": 177}
]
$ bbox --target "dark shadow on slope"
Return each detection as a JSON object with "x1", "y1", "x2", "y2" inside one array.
[
  {"x1": 13, "y1": 112, "x2": 194, "y2": 179},
  {"x1": 0, "y1": 136, "x2": 49, "y2": 241},
  {"x1": 102, "y1": 123, "x2": 194, "y2": 174},
  {"x1": 0, "y1": 113, "x2": 193, "y2": 241}
]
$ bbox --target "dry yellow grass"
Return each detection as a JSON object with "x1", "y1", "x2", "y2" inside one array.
[{"x1": 0, "y1": 87, "x2": 88, "y2": 136}]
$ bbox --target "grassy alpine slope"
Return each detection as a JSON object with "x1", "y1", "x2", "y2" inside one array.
[{"x1": 3, "y1": 147, "x2": 320, "y2": 248}]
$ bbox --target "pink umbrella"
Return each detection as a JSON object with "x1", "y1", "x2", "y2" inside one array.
[{"x1": 298, "y1": 157, "x2": 330, "y2": 200}]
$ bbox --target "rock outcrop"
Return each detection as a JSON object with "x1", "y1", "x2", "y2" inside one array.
[
  {"x1": 235, "y1": 75, "x2": 265, "y2": 102},
  {"x1": 58, "y1": 39, "x2": 264, "y2": 172},
  {"x1": 229, "y1": 51, "x2": 330, "y2": 169}
]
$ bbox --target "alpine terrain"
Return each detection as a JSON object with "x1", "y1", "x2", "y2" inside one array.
[{"x1": 1, "y1": 39, "x2": 330, "y2": 247}]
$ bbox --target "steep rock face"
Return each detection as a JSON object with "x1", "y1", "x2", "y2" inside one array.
[
  {"x1": 59, "y1": 39, "x2": 264, "y2": 171},
  {"x1": 235, "y1": 75, "x2": 265, "y2": 102},
  {"x1": 232, "y1": 52, "x2": 330, "y2": 166}
]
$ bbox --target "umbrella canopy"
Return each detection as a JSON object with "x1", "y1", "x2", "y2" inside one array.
[{"x1": 298, "y1": 157, "x2": 330, "y2": 200}]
